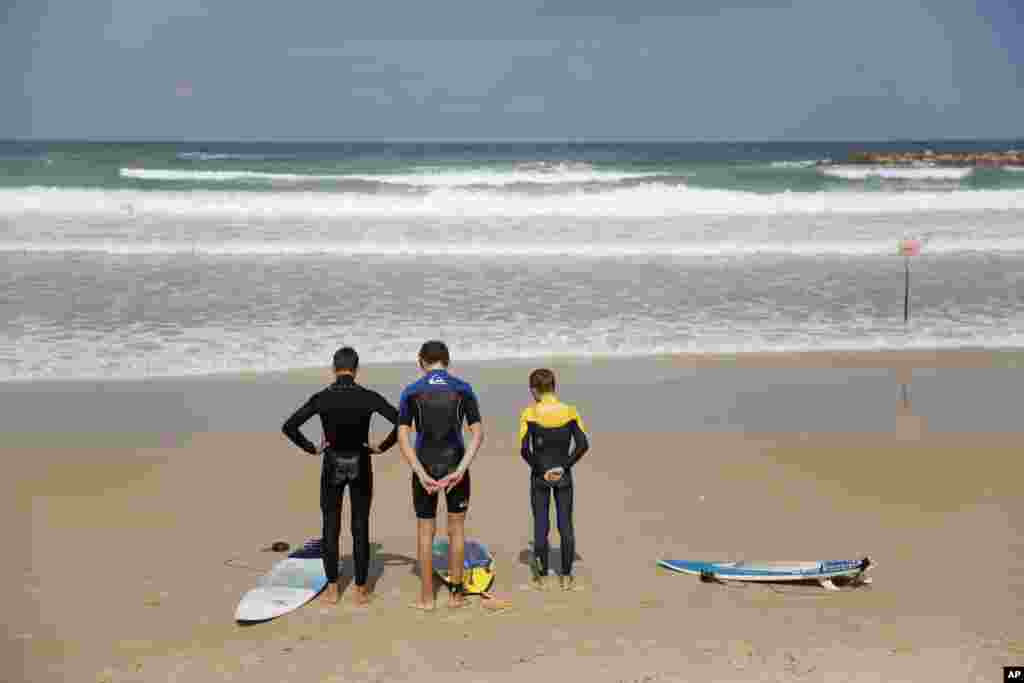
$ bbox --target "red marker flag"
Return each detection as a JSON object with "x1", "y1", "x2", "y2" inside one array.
[{"x1": 898, "y1": 238, "x2": 921, "y2": 257}]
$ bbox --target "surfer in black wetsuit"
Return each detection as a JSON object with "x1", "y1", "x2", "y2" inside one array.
[
  {"x1": 519, "y1": 368, "x2": 589, "y2": 591},
  {"x1": 282, "y1": 347, "x2": 399, "y2": 606},
  {"x1": 397, "y1": 341, "x2": 485, "y2": 610}
]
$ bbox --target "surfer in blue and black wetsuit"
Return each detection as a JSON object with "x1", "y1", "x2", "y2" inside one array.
[
  {"x1": 519, "y1": 368, "x2": 589, "y2": 591},
  {"x1": 397, "y1": 340, "x2": 485, "y2": 610},
  {"x1": 282, "y1": 347, "x2": 399, "y2": 607}
]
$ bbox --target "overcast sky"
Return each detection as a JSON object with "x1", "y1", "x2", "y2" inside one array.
[{"x1": 2, "y1": 0, "x2": 1022, "y2": 141}]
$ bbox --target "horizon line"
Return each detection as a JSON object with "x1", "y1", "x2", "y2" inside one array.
[{"x1": 4, "y1": 135, "x2": 1024, "y2": 146}]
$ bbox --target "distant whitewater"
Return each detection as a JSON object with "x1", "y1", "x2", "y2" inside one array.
[
  {"x1": 3, "y1": 139, "x2": 1024, "y2": 381},
  {"x1": 119, "y1": 164, "x2": 675, "y2": 188},
  {"x1": 819, "y1": 166, "x2": 975, "y2": 181},
  {"x1": 5, "y1": 185, "x2": 1023, "y2": 220}
]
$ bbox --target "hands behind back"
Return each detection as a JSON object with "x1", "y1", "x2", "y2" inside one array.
[
  {"x1": 440, "y1": 469, "x2": 465, "y2": 493},
  {"x1": 417, "y1": 470, "x2": 441, "y2": 494},
  {"x1": 544, "y1": 467, "x2": 564, "y2": 483}
]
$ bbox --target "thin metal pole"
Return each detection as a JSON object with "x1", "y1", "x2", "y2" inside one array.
[{"x1": 903, "y1": 256, "x2": 910, "y2": 324}]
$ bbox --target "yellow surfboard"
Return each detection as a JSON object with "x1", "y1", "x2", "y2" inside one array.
[{"x1": 431, "y1": 538, "x2": 495, "y2": 595}]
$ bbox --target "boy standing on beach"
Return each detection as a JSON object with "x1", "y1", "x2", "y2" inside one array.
[
  {"x1": 397, "y1": 341, "x2": 485, "y2": 610},
  {"x1": 519, "y1": 368, "x2": 589, "y2": 591},
  {"x1": 282, "y1": 347, "x2": 399, "y2": 607}
]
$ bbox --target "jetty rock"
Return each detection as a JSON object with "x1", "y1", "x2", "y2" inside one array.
[{"x1": 825, "y1": 150, "x2": 1024, "y2": 168}]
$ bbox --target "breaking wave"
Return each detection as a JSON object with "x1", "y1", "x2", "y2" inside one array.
[
  {"x1": 820, "y1": 166, "x2": 975, "y2": 181},
  {"x1": 4, "y1": 238, "x2": 1024, "y2": 258},
  {"x1": 121, "y1": 165, "x2": 669, "y2": 187},
  {"x1": 5, "y1": 186, "x2": 1024, "y2": 219}
]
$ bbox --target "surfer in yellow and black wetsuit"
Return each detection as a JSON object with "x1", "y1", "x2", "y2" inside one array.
[{"x1": 519, "y1": 368, "x2": 589, "y2": 591}]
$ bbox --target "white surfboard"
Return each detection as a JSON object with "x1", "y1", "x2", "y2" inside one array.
[{"x1": 235, "y1": 539, "x2": 333, "y2": 622}]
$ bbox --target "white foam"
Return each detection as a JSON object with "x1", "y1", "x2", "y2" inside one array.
[
  {"x1": 820, "y1": 166, "x2": 974, "y2": 181},
  {"x1": 4, "y1": 237, "x2": 1024, "y2": 258},
  {"x1": 121, "y1": 168, "x2": 354, "y2": 183},
  {"x1": 345, "y1": 170, "x2": 659, "y2": 186},
  {"x1": 1003, "y1": 166, "x2": 1024, "y2": 172},
  {"x1": 5, "y1": 325, "x2": 1024, "y2": 382},
  {"x1": 121, "y1": 166, "x2": 661, "y2": 187},
  {"x1": 4, "y1": 186, "x2": 1024, "y2": 220}
]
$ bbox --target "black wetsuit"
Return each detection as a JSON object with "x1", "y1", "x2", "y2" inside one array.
[
  {"x1": 519, "y1": 394, "x2": 589, "y2": 576},
  {"x1": 282, "y1": 375, "x2": 398, "y2": 585}
]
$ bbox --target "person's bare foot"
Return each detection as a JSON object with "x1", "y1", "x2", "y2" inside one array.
[
  {"x1": 352, "y1": 585, "x2": 371, "y2": 607},
  {"x1": 448, "y1": 591, "x2": 466, "y2": 609},
  {"x1": 530, "y1": 556, "x2": 548, "y2": 591},
  {"x1": 319, "y1": 583, "x2": 341, "y2": 606}
]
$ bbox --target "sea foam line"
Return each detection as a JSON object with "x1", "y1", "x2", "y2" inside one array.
[
  {"x1": 6, "y1": 332, "x2": 1024, "y2": 383},
  {"x1": 4, "y1": 238, "x2": 1024, "y2": 257},
  {"x1": 120, "y1": 167, "x2": 661, "y2": 186},
  {"x1": 121, "y1": 168, "x2": 352, "y2": 183},
  {"x1": 4, "y1": 186, "x2": 1024, "y2": 218},
  {"x1": 820, "y1": 166, "x2": 974, "y2": 181}
]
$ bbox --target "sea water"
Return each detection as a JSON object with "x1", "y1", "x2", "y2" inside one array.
[{"x1": 2, "y1": 140, "x2": 1023, "y2": 380}]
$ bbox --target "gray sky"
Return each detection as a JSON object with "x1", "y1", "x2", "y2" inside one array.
[{"x1": 2, "y1": 0, "x2": 1022, "y2": 140}]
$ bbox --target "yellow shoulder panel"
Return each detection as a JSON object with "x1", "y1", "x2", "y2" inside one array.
[
  {"x1": 518, "y1": 405, "x2": 535, "y2": 441},
  {"x1": 533, "y1": 399, "x2": 575, "y2": 429}
]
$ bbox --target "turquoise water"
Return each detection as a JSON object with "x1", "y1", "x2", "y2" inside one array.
[{"x1": 2, "y1": 140, "x2": 1024, "y2": 193}]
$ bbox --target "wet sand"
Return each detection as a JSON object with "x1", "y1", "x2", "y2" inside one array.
[{"x1": 4, "y1": 350, "x2": 1024, "y2": 682}]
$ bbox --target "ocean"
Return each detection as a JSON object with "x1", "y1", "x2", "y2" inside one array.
[{"x1": 2, "y1": 139, "x2": 1023, "y2": 381}]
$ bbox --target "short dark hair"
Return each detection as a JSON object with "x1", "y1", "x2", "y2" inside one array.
[
  {"x1": 529, "y1": 368, "x2": 556, "y2": 394},
  {"x1": 333, "y1": 347, "x2": 359, "y2": 372},
  {"x1": 418, "y1": 340, "x2": 450, "y2": 367}
]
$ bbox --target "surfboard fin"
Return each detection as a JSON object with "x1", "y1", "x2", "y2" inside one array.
[{"x1": 699, "y1": 570, "x2": 723, "y2": 584}]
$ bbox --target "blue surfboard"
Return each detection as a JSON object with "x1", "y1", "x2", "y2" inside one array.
[{"x1": 658, "y1": 557, "x2": 871, "y2": 589}]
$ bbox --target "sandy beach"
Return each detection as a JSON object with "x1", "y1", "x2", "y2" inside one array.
[{"x1": 5, "y1": 350, "x2": 1024, "y2": 682}]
